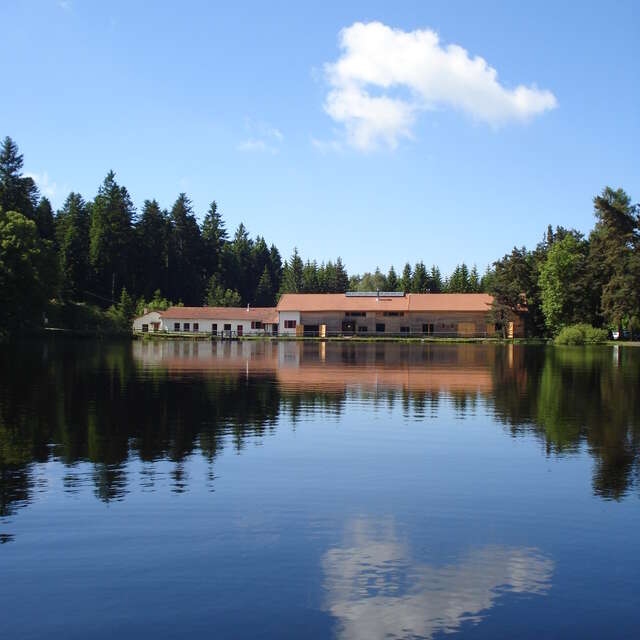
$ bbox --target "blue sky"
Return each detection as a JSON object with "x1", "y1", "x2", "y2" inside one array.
[{"x1": 1, "y1": 1, "x2": 638, "y2": 275}]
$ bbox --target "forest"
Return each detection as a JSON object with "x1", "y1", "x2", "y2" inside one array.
[{"x1": 0, "y1": 135, "x2": 638, "y2": 337}]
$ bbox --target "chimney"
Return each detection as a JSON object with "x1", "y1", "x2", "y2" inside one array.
[
  {"x1": 144, "y1": 307, "x2": 148, "y2": 315},
  {"x1": 247, "y1": 303, "x2": 250, "y2": 312}
]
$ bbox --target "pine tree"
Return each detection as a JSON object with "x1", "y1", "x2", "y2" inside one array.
[
  {"x1": 334, "y1": 257, "x2": 349, "y2": 292},
  {"x1": 280, "y1": 248, "x2": 304, "y2": 293},
  {"x1": 387, "y1": 265, "x2": 399, "y2": 291},
  {"x1": 469, "y1": 265, "x2": 480, "y2": 292},
  {"x1": 268, "y1": 244, "x2": 283, "y2": 293},
  {"x1": 201, "y1": 200, "x2": 227, "y2": 279},
  {"x1": 89, "y1": 171, "x2": 135, "y2": 301},
  {"x1": 430, "y1": 266, "x2": 443, "y2": 292},
  {"x1": 302, "y1": 260, "x2": 319, "y2": 292},
  {"x1": 135, "y1": 199, "x2": 169, "y2": 299},
  {"x1": 401, "y1": 263, "x2": 412, "y2": 293},
  {"x1": 34, "y1": 197, "x2": 55, "y2": 241},
  {"x1": 0, "y1": 136, "x2": 39, "y2": 218},
  {"x1": 412, "y1": 261, "x2": 428, "y2": 292},
  {"x1": 57, "y1": 192, "x2": 90, "y2": 300},
  {"x1": 168, "y1": 192, "x2": 203, "y2": 305},
  {"x1": 254, "y1": 266, "x2": 274, "y2": 306}
]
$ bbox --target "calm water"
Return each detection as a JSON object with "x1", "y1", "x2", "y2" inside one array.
[{"x1": 1, "y1": 339, "x2": 639, "y2": 639}]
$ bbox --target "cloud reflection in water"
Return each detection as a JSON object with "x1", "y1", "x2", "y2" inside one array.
[{"x1": 322, "y1": 519, "x2": 553, "y2": 639}]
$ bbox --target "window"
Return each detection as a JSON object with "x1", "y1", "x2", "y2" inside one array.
[
  {"x1": 211, "y1": 323, "x2": 217, "y2": 336},
  {"x1": 142, "y1": 324, "x2": 149, "y2": 333},
  {"x1": 193, "y1": 323, "x2": 199, "y2": 332},
  {"x1": 183, "y1": 322, "x2": 190, "y2": 331},
  {"x1": 251, "y1": 321, "x2": 263, "y2": 329},
  {"x1": 224, "y1": 323, "x2": 231, "y2": 331},
  {"x1": 383, "y1": 311, "x2": 403, "y2": 317},
  {"x1": 284, "y1": 320, "x2": 297, "y2": 329},
  {"x1": 400, "y1": 326, "x2": 410, "y2": 333},
  {"x1": 345, "y1": 311, "x2": 366, "y2": 317},
  {"x1": 376, "y1": 323, "x2": 385, "y2": 333},
  {"x1": 174, "y1": 322, "x2": 180, "y2": 331},
  {"x1": 357, "y1": 326, "x2": 368, "y2": 333}
]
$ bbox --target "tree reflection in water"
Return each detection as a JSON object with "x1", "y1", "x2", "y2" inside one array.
[{"x1": 1, "y1": 339, "x2": 639, "y2": 518}]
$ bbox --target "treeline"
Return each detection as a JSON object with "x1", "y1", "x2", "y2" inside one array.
[
  {"x1": 488, "y1": 189, "x2": 640, "y2": 336},
  {"x1": 0, "y1": 134, "x2": 638, "y2": 336}
]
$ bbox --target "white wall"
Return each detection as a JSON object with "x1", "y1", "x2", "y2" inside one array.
[
  {"x1": 278, "y1": 311, "x2": 301, "y2": 335},
  {"x1": 162, "y1": 318, "x2": 274, "y2": 334},
  {"x1": 132, "y1": 311, "x2": 162, "y2": 332}
]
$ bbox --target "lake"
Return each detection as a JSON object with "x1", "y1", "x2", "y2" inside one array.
[{"x1": 1, "y1": 339, "x2": 639, "y2": 639}]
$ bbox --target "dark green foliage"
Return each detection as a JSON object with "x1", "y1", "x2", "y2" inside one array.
[
  {"x1": 34, "y1": 197, "x2": 55, "y2": 241},
  {"x1": 255, "y1": 267, "x2": 275, "y2": 306},
  {"x1": 205, "y1": 274, "x2": 242, "y2": 306},
  {"x1": 400, "y1": 262, "x2": 412, "y2": 292},
  {"x1": 1, "y1": 136, "x2": 638, "y2": 340},
  {"x1": 387, "y1": 265, "x2": 399, "y2": 291},
  {"x1": 0, "y1": 209, "x2": 57, "y2": 330},
  {"x1": 168, "y1": 193, "x2": 203, "y2": 305},
  {"x1": 412, "y1": 261, "x2": 428, "y2": 292},
  {"x1": 89, "y1": 171, "x2": 134, "y2": 301},
  {"x1": 56, "y1": 192, "x2": 90, "y2": 300},
  {"x1": 0, "y1": 137, "x2": 38, "y2": 218},
  {"x1": 134, "y1": 199, "x2": 170, "y2": 300}
]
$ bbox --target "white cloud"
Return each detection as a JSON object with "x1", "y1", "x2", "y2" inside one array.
[
  {"x1": 58, "y1": 1, "x2": 72, "y2": 11},
  {"x1": 238, "y1": 119, "x2": 283, "y2": 154},
  {"x1": 25, "y1": 171, "x2": 58, "y2": 199},
  {"x1": 323, "y1": 21, "x2": 558, "y2": 150}
]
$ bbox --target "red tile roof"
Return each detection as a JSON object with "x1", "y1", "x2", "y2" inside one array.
[
  {"x1": 276, "y1": 293, "x2": 493, "y2": 313},
  {"x1": 160, "y1": 306, "x2": 277, "y2": 321}
]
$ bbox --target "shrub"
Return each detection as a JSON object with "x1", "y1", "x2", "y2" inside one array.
[{"x1": 554, "y1": 323, "x2": 608, "y2": 345}]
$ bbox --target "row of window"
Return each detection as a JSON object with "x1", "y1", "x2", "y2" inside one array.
[
  {"x1": 170, "y1": 323, "x2": 265, "y2": 332},
  {"x1": 284, "y1": 320, "x2": 297, "y2": 329}
]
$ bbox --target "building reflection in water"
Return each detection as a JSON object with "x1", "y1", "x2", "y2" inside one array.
[{"x1": 322, "y1": 518, "x2": 554, "y2": 640}]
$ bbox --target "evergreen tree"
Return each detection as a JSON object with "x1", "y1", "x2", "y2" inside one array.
[
  {"x1": 588, "y1": 187, "x2": 639, "y2": 332},
  {"x1": 135, "y1": 199, "x2": 169, "y2": 299},
  {"x1": 469, "y1": 265, "x2": 480, "y2": 292},
  {"x1": 302, "y1": 260, "x2": 319, "y2": 292},
  {"x1": 0, "y1": 136, "x2": 39, "y2": 218},
  {"x1": 254, "y1": 266, "x2": 274, "y2": 306},
  {"x1": 57, "y1": 192, "x2": 90, "y2": 300},
  {"x1": 201, "y1": 200, "x2": 227, "y2": 278},
  {"x1": 412, "y1": 261, "x2": 428, "y2": 292},
  {"x1": 168, "y1": 193, "x2": 203, "y2": 305},
  {"x1": 251, "y1": 235, "x2": 271, "y2": 300},
  {"x1": 401, "y1": 263, "x2": 412, "y2": 292},
  {"x1": 34, "y1": 197, "x2": 55, "y2": 241},
  {"x1": 334, "y1": 257, "x2": 349, "y2": 292},
  {"x1": 280, "y1": 248, "x2": 304, "y2": 293},
  {"x1": 89, "y1": 171, "x2": 135, "y2": 301},
  {"x1": 268, "y1": 244, "x2": 283, "y2": 293},
  {"x1": 229, "y1": 223, "x2": 253, "y2": 302},
  {"x1": 430, "y1": 266, "x2": 443, "y2": 293},
  {"x1": 386, "y1": 265, "x2": 399, "y2": 291}
]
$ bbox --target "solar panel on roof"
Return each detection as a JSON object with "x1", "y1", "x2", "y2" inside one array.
[{"x1": 345, "y1": 291, "x2": 405, "y2": 297}]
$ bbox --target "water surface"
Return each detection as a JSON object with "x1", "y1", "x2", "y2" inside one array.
[{"x1": 1, "y1": 340, "x2": 639, "y2": 639}]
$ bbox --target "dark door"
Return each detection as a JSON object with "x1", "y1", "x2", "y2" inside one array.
[{"x1": 237, "y1": 325, "x2": 243, "y2": 336}]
